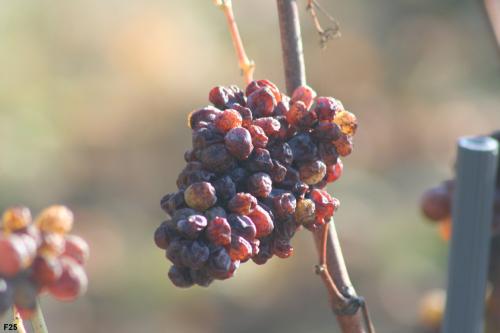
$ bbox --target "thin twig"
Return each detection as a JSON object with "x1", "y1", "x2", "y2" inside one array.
[
  {"x1": 316, "y1": 223, "x2": 351, "y2": 309},
  {"x1": 12, "y1": 307, "x2": 27, "y2": 333},
  {"x1": 30, "y1": 299, "x2": 49, "y2": 333},
  {"x1": 214, "y1": 0, "x2": 255, "y2": 84},
  {"x1": 313, "y1": 224, "x2": 369, "y2": 333},
  {"x1": 306, "y1": 0, "x2": 340, "y2": 48}
]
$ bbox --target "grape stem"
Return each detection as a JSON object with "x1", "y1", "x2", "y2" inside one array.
[
  {"x1": 29, "y1": 299, "x2": 49, "y2": 333},
  {"x1": 275, "y1": 1, "x2": 375, "y2": 332},
  {"x1": 12, "y1": 307, "x2": 27, "y2": 333},
  {"x1": 316, "y1": 222, "x2": 375, "y2": 333},
  {"x1": 214, "y1": 0, "x2": 255, "y2": 84}
]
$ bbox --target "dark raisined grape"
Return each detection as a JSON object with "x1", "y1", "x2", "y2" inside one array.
[
  {"x1": 225, "y1": 127, "x2": 254, "y2": 160},
  {"x1": 228, "y1": 214, "x2": 257, "y2": 241},
  {"x1": 313, "y1": 122, "x2": 341, "y2": 142},
  {"x1": 206, "y1": 217, "x2": 232, "y2": 246},
  {"x1": 168, "y1": 266, "x2": 194, "y2": 288},
  {"x1": 215, "y1": 109, "x2": 243, "y2": 133},
  {"x1": 269, "y1": 142, "x2": 293, "y2": 165},
  {"x1": 245, "y1": 80, "x2": 281, "y2": 102},
  {"x1": 207, "y1": 247, "x2": 233, "y2": 280},
  {"x1": 247, "y1": 205, "x2": 274, "y2": 238},
  {"x1": 192, "y1": 126, "x2": 225, "y2": 150},
  {"x1": 272, "y1": 193, "x2": 297, "y2": 219},
  {"x1": 181, "y1": 240, "x2": 210, "y2": 269},
  {"x1": 334, "y1": 134, "x2": 353, "y2": 157},
  {"x1": 231, "y1": 104, "x2": 253, "y2": 128},
  {"x1": 209, "y1": 86, "x2": 236, "y2": 110},
  {"x1": 247, "y1": 87, "x2": 277, "y2": 117},
  {"x1": 154, "y1": 221, "x2": 179, "y2": 250},
  {"x1": 244, "y1": 148, "x2": 273, "y2": 173},
  {"x1": 288, "y1": 133, "x2": 318, "y2": 163},
  {"x1": 160, "y1": 191, "x2": 185, "y2": 217},
  {"x1": 247, "y1": 173, "x2": 273, "y2": 198},
  {"x1": 313, "y1": 97, "x2": 343, "y2": 122},
  {"x1": 213, "y1": 176, "x2": 236, "y2": 204},
  {"x1": 228, "y1": 193, "x2": 257, "y2": 215},
  {"x1": 253, "y1": 117, "x2": 281, "y2": 137},
  {"x1": 318, "y1": 143, "x2": 339, "y2": 166},
  {"x1": 247, "y1": 125, "x2": 269, "y2": 149},
  {"x1": 199, "y1": 144, "x2": 236, "y2": 173},
  {"x1": 299, "y1": 160, "x2": 327, "y2": 185},
  {"x1": 184, "y1": 182, "x2": 217, "y2": 211},
  {"x1": 176, "y1": 215, "x2": 208, "y2": 239},
  {"x1": 166, "y1": 241, "x2": 188, "y2": 266},
  {"x1": 291, "y1": 85, "x2": 316, "y2": 109},
  {"x1": 326, "y1": 159, "x2": 343, "y2": 183},
  {"x1": 204, "y1": 206, "x2": 227, "y2": 221},
  {"x1": 188, "y1": 106, "x2": 222, "y2": 129},
  {"x1": 229, "y1": 235, "x2": 253, "y2": 261},
  {"x1": 190, "y1": 268, "x2": 214, "y2": 287},
  {"x1": 270, "y1": 160, "x2": 287, "y2": 183}
]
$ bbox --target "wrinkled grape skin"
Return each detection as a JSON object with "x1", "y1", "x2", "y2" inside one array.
[
  {"x1": 206, "y1": 217, "x2": 232, "y2": 246},
  {"x1": 225, "y1": 127, "x2": 254, "y2": 160},
  {"x1": 199, "y1": 144, "x2": 236, "y2": 173},
  {"x1": 247, "y1": 173, "x2": 273, "y2": 199},
  {"x1": 228, "y1": 193, "x2": 258, "y2": 215}
]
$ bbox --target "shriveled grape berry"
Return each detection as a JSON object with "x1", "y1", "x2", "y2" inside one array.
[
  {"x1": 229, "y1": 235, "x2": 253, "y2": 261},
  {"x1": 247, "y1": 125, "x2": 269, "y2": 149},
  {"x1": 2, "y1": 206, "x2": 32, "y2": 232},
  {"x1": 334, "y1": 110, "x2": 358, "y2": 136},
  {"x1": 247, "y1": 205, "x2": 274, "y2": 238},
  {"x1": 291, "y1": 85, "x2": 317, "y2": 109},
  {"x1": 299, "y1": 160, "x2": 327, "y2": 185},
  {"x1": 190, "y1": 268, "x2": 214, "y2": 287},
  {"x1": 199, "y1": 144, "x2": 236, "y2": 173},
  {"x1": 188, "y1": 106, "x2": 221, "y2": 129},
  {"x1": 228, "y1": 193, "x2": 257, "y2": 215},
  {"x1": 326, "y1": 159, "x2": 343, "y2": 183},
  {"x1": 253, "y1": 117, "x2": 281, "y2": 137},
  {"x1": 213, "y1": 176, "x2": 236, "y2": 203},
  {"x1": 177, "y1": 215, "x2": 208, "y2": 239},
  {"x1": 225, "y1": 127, "x2": 254, "y2": 160},
  {"x1": 313, "y1": 97, "x2": 343, "y2": 122},
  {"x1": 247, "y1": 173, "x2": 273, "y2": 198},
  {"x1": 184, "y1": 182, "x2": 217, "y2": 211},
  {"x1": 181, "y1": 241, "x2": 209, "y2": 269},
  {"x1": 247, "y1": 87, "x2": 276, "y2": 117},
  {"x1": 168, "y1": 265, "x2": 194, "y2": 288},
  {"x1": 215, "y1": 109, "x2": 243, "y2": 133},
  {"x1": 334, "y1": 134, "x2": 354, "y2": 157},
  {"x1": 228, "y1": 214, "x2": 256, "y2": 241},
  {"x1": 206, "y1": 217, "x2": 231, "y2": 246}
]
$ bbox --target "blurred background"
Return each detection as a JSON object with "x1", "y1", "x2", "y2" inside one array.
[{"x1": 0, "y1": 0, "x2": 499, "y2": 332}]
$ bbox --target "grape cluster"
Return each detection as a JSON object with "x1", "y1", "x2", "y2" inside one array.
[
  {"x1": 420, "y1": 131, "x2": 500, "y2": 240},
  {"x1": 0, "y1": 206, "x2": 89, "y2": 319},
  {"x1": 154, "y1": 80, "x2": 357, "y2": 288}
]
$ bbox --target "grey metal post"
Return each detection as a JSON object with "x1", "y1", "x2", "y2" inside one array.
[{"x1": 443, "y1": 136, "x2": 499, "y2": 333}]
